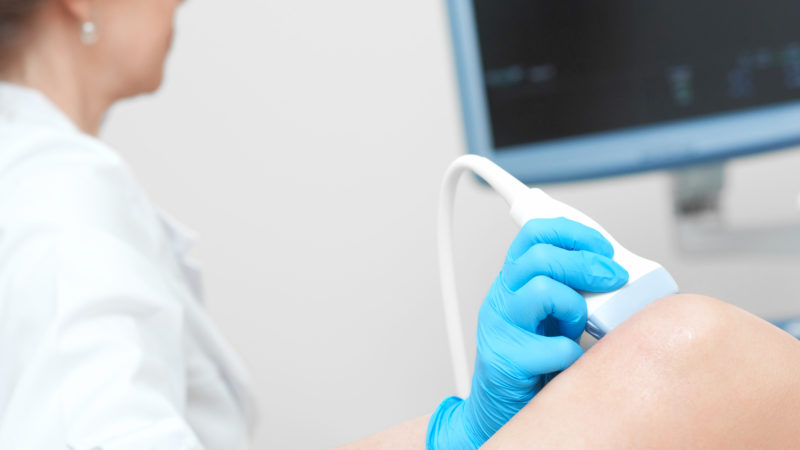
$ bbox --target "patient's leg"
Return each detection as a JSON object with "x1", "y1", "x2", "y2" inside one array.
[{"x1": 484, "y1": 294, "x2": 800, "y2": 449}]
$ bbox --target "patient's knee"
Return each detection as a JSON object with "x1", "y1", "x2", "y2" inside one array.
[
  {"x1": 605, "y1": 294, "x2": 723, "y2": 351},
  {"x1": 591, "y1": 292, "x2": 799, "y2": 382},
  {"x1": 586, "y1": 294, "x2": 735, "y2": 380},
  {"x1": 493, "y1": 294, "x2": 800, "y2": 449},
  {"x1": 628, "y1": 294, "x2": 725, "y2": 347}
]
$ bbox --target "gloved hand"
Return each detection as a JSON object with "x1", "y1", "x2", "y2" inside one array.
[{"x1": 427, "y1": 217, "x2": 629, "y2": 449}]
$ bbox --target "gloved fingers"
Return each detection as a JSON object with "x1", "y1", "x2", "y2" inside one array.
[
  {"x1": 481, "y1": 327, "x2": 584, "y2": 376},
  {"x1": 501, "y1": 276, "x2": 587, "y2": 340},
  {"x1": 507, "y1": 217, "x2": 614, "y2": 262},
  {"x1": 534, "y1": 336, "x2": 584, "y2": 373},
  {"x1": 502, "y1": 243, "x2": 629, "y2": 292},
  {"x1": 542, "y1": 371, "x2": 561, "y2": 387}
]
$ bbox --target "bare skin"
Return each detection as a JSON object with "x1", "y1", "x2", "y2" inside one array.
[
  {"x1": 1, "y1": 0, "x2": 180, "y2": 135},
  {"x1": 485, "y1": 294, "x2": 800, "y2": 449},
  {"x1": 7, "y1": 3, "x2": 800, "y2": 449},
  {"x1": 345, "y1": 293, "x2": 800, "y2": 448},
  {"x1": 3, "y1": 1, "x2": 432, "y2": 447}
]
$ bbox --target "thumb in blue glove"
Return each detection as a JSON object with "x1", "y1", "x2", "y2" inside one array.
[{"x1": 428, "y1": 217, "x2": 629, "y2": 449}]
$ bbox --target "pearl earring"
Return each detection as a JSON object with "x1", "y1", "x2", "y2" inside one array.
[{"x1": 80, "y1": 21, "x2": 98, "y2": 45}]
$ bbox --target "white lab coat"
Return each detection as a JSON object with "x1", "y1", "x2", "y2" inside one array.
[{"x1": 0, "y1": 83, "x2": 257, "y2": 449}]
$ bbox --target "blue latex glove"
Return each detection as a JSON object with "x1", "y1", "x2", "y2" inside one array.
[{"x1": 427, "y1": 218, "x2": 629, "y2": 449}]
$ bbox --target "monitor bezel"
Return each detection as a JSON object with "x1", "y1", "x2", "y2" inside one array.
[{"x1": 447, "y1": 0, "x2": 800, "y2": 184}]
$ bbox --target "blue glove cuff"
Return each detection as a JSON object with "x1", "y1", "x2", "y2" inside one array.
[{"x1": 426, "y1": 396, "x2": 480, "y2": 450}]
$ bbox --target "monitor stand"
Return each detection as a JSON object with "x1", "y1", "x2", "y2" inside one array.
[
  {"x1": 672, "y1": 163, "x2": 800, "y2": 338},
  {"x1": 672, "y1": 162, "x2": 800, "y2": 255}
]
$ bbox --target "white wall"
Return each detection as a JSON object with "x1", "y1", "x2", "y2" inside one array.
[{"x1": 101, "y1": 1, "x2": 800, "y2": 448}]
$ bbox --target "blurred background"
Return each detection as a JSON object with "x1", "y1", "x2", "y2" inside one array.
[{"x1": 100, "y1": 0, "x2": 800, "y2": 447}]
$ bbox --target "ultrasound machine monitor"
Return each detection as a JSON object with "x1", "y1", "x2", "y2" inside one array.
[{"x1": 447, "y1": 0, "x2": 800, "y2": 183}]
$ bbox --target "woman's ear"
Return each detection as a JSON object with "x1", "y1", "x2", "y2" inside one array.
[{"x1": 57, "y1": 0, "x2": 93, "y2": 23}]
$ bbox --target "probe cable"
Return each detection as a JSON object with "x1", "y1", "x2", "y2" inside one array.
[{"x1": 437, "y1": 155, "x2": 528, "y2": 398}]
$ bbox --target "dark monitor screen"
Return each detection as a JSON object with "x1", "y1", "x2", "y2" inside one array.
[{"x1": 474, "y1": 0, "x2": 800, "y2": 150}]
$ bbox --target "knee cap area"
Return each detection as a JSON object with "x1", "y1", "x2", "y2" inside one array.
[{"x1": 609, "y1": 294, "x2": 727, "y2": 357}]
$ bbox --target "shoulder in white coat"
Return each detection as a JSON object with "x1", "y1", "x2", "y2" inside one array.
[{"x1": 0, "y1": 83, "x2": 256, "y2": 450}]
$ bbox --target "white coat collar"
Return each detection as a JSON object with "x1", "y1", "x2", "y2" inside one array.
[
  {"x1": 157, "y1": 208, "x2": 200, "y2": 259},
  {"x1": 0, "y1": 82, "x2": 201, "y2": 262},
  {"x1": 0, "y1": 83, "x2": 200, "y2": 259},
  {"x1": 0, "y1": 82, "x2": 79, "y2": 133},
  {"x1": 0, "y1": 81, "x2": 260, "y2": 433}
]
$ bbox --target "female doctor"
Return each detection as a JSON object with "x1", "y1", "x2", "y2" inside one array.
[
  {"x1": 3, "y1": 0, "x2": 800, "y2": 449},
  {"x1": 0, "y1": 0, "x2": 631, "y2": 447}
]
